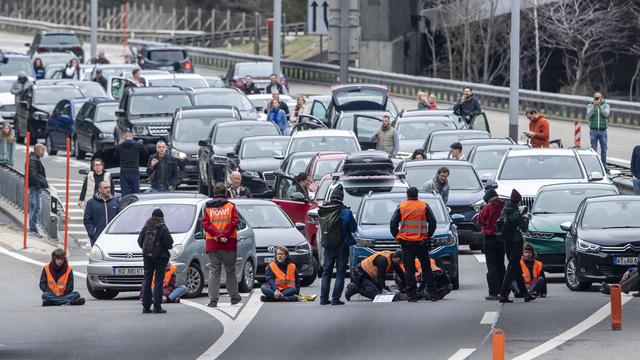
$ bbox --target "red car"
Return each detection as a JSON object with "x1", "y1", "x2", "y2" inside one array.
[{"x1": 305, "y1": 152, "x2": 347, "y2": 193}]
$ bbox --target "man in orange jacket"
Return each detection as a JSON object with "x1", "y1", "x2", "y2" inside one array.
[{"x1": 524, "y1": 108, "x2": 550, "y2": 148}]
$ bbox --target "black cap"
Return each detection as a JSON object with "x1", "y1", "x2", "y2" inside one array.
[
  {"x1": 483, "y1": 188, "x2": 498, "y2": 203},
  {"x1": 152, "y1": 208, "x2": 164, "y2": 218},
  {"x1": 331, "y1": 184, "x2": 344, "y2": 201}
]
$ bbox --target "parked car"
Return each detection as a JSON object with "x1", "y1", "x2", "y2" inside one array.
[
  {"x1": 137, "y1": 45, "x2": 194, "y2": 73},
  {"x1": 26, "y1": 31, "x2": 84, "y2": 62},
  {"x1": 394, "y1": 116, "x2": 465, "y2": 158},
  {"x1": 280, "y1": 151, "x2": 324, "y2": 177},
  {"x1": 88, "y1": 63, "x2": 140, "y2": 81},
  {"x1": 304, "y1": 152, "x2": 348, "y2": 192},
  {"x1": 225, "y1": 61, "x2": 287, "y2": 93},
  {"x1": 283, "y1": 129, "x2": 360, "y2": 159},
  {"x1": 0, "y1": 51, "x2": 36, "y2": 78},
  {"x1": 86, "y1": 196, "x2": 256, "y2": 299},
  {"x1": 561, "y1": 195, "x2": 640, "y2": 291},
  {"x1": 37, "y1": 79, "x2": 107, "y2": 98},
  {"x1": 225, "y1": 135, "x2": 290, "y2": 197},
  {"x1": 73, "y1": 98, "x2": 120, "y2": 159},
  {"x1": 233, "y1": 199, "x2": 316, "y2": 286},
  {"x1": 466, "y1": 144, "x2": 529, "y2": 182},
  {"x1": 192, "y1": 88, "x2": 259, "y2": 121},
  {"x1": 423, "y1": 129, "x2": 491, "y2": 159},
  {"x1": 144, "y1": 73, "x2": 208, "y2": 88},
  {"x1": 450, "y1": 138, "x2": 515, "y2": 159},
  {"x1": 350, "y1": 192, "x2": 462, "y2": 289},
  {"x1": 45, "y1": 98, "x2": 92, "y2": 155}
]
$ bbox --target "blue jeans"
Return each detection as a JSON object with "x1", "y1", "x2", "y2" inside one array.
[
  {"x1": 168, "y1": 285, "x2": 188, "y2": 302},
  {"x1": 119, "y1": 171, "x2": 140, "y2": 196},
  {"x1": 260, "y1": 284, "x2": 298, "y2": 301},
  {"x1": 590, "y1": 130, "x2": 608, "y2": 166},
  {"x1": 28, "y1": 187, "x2": 43, "y2": 233},
  {"x1": 42, "y1": 291, "x2": 81, "y2": 305},
  {"x1": 320, "y1": 246, "x2": 349, "y2": 303},
  {"x1": 633, "y1": 179, "x2": 640, "y2": 195},
  {"x1": 143, "y1": 257, "x2": 169, "y2": 310}
]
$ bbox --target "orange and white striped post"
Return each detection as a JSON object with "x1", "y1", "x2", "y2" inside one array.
[{"x1": 574, "y1": 119, "x2": 581, "y2": 147}]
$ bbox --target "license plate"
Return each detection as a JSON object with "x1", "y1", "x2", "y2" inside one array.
[
  {"x1": 613, "y1": 257, "x2": 638, "y2": 266},
  {"x1": 114, "y1": 267, "x2": 144, "y2": 275},
  {"x1": 263, "y1": 257, "x2": 275, "y2": 264}
]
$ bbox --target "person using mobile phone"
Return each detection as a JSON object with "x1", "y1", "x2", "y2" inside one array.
[
  {"x1": 523, "y1": 108, "x2": 550, "y2": 148},
  {"x1": 453, "y1": 86, "x2": 482, "y2": 124},
  {"x1": 587, "y1": 91, "x2": 610, "y2": 166}
]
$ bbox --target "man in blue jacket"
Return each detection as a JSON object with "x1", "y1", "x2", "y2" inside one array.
[{"x1": 83, "y1": 181, "x2": 121, "y2": 246}]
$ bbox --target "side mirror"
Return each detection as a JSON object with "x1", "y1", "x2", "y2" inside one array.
[
  {"x1": 588, "y1": 171, "x2": 604, "y2": 182},
  {"x1": 79, "y1": 168, "x2": 89, "y2": 175},
  {"x1": 20, "y1": 101, "x2": 28, "y2": 109},
  {"x1": 115, "y1": 109, "x2": 126, "y2": 117},
  {"x1": 227, "y1": 152, "x2": 237, "y2": 158},
  {"x1": 484, "y1": 180, "x2": 498, "y2": 190},
  {"x1": 560, "y1": 221, "x2": 572, "y2": 232},
  {"x1": 272, "y1": 150, "x2": 284, "y2": 160},
  {"x1": 289, "y1": 192, "x2": 307, "y2": 202},
  {"x1": 609, "y1": 169, "x2": 621, "y2": 177},
  {"x1": 198, "y1": 139, "x2": 211, "y2": 147},
  {"x1": 451, "y1": 214, "x2": 465, "y2": 224},
  {"x1": 295, "y1": 222, "x2": 306, "y2": 232},
  {"x1": 480, "y1": 173, "x2": 492, "y2": 183},
  {"x1": 24, "y1": 43, "x2": 31, "y2": 47}
]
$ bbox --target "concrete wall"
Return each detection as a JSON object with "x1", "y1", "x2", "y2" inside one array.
[{"x1": 359, "y1": 31, "x2": 419, "y2": 74}]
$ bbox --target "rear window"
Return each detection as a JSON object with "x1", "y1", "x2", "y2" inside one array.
[
  {"x1": 195, "y1": 92, "x2": 253, "y2": 111},
  {"x1": 313, "y1": 159, "x2": 342, "y2": 180},
  {"x1": 41, "y1": 34, "x2": 81, "y2": 46},
  {"x1": 499, "y1": 155, "x2": 583, "y2": 180},
  {"x1": 0, "y1": 57, "x2": 34, "y2": 77},
  {"x1": 148, "y1": 49, "x2": 187, "y2": 63},
  {"x1": 214, "y1": 124, "x2": 279, "y2": 145},
  {"x1": 235, "y1": 63, "x2": 274, "y2": 78},
  {"x1": 129, "y1": 94, "x2": 192, "y2": 116},
  {"x1": 397, "y1": 120, "x2": 457, "y2": 140},
  {"x1": 34, "y1": 87, "x2": 83, "y2": 105},
  {"x1": 334, "y1": 89, "x2": 385, "y2": 107},
  {"x1": 107, "y1": 204, "x2": 196, "y2": 234},
  {"x1": 148, "y1": 78, "x2": 207, "y2": 89}
]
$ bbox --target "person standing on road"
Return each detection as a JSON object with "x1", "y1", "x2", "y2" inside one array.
[
  {"x1": 146, "y1": 140, "x2": 178, "y2": 192},
  {"x1": 203, "y1": 183, "x2": 242, "y2": 308},
  {"x1": 10, "y1": 71, "x2": 32, "y2": 106},
  {"x1": 61, "y1": 58, "x2": 81, "y2": 80},
  {"x1": 138, "y1": 208, "x2": 174, "y2": 314},
  {"x1": 453, "y1": 87, "x2": 482, "y2": 124},
  {"x1": 83, "y1": 181, "x2": 121, "y2": 246},
  {"x1": 426, "y1": 94, "x2": 438, "y2": 110},
  {"x1": 32, "y1": 58, "x2": 45, "y2": 80},
  {"x1": 129, "y1": 68, "x2": 145, "y2": 88},
  {"x1": 266, "y1": 91, "x2": 290, "y2": 116},
  {"x1": 0, "y1": 122, "x2": 16, "y2": 167},
  {"x1": 498, "y1": 189, "x2": 535, "y2": 303},
  {"x1": 260, "y1": 246, "x2": 301, "y2": 302},
  {"x1": 417, "y1": 91, "x2": 428, "y2": 109},
  {"x1": 115, "y1": 132, "x2": 146, "y2": 196},
  {"x1": 265, "y1": 73, "x2": 288, "y2": 95},
  {"x1": 390, "y1": 187, "x2": 439, "y2": 302},
  {"x1": 478, "y1": 188, "x2": 505, "y2": 301},
  {"x1": 524, "y1": 108, "x2": 550, "y2": 148},
  {"x1": 422, "y1": 167, "x2": 450, "y2": 204},
  {"x1": 319, "y1": 184, "x2": 357, "y2": 305},
  {"x1": 92, "y1": 69, "x2": 108, "y2": 91},
  {"x1": 587, "y1": 91, "x2": 610, "y2": 166},
  {"x1": 345, "y1": 250, "x2": 404, "y2": 301},
  {"x1": 40, "y1": 249, "x2": 85, "y2": 306},
  {"x1": 78, "y1": 158, "x2": 114, "y2": 208},
  {"x1": 267, "y1": 99, "x2": 288, "y2": 135},
  {"x1": 90, "y1": 50, "x2": 111, "y2": 65},
  {"x1": 242, "y1": 75, "x2": 259, "y2": 95},
  {"x1": 226, "y1": 171, "x2": 252, "y2": 198},
  {"x1": 369, "y1": 115, "x2": 399, "y2": 157},
  {"x1": 28, "y1": 143, "x2": 48, "y2": 238},
  {"x1": 290, "y1": 96, "x2": 307, "y2": 128},
  {"x1": 631, "y1": 145, "x2": 640, "y2": 195},
  {"x1": 449, "y1": 142, "x2": 465, "y2": 160}
]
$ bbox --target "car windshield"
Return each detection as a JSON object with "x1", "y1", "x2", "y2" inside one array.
[
  {"x1": 500, "y1": 155, "x2": 583, "y2": 180},
  {"x1": 472, "y1": 149, "x2": 509, "y2": 170},
  {"x1": 241, "y1": 138, "x2": 288, "y2": 159},
  {"x1": 334, "y1": 89, "x2": 385, "y2": 107},
  {"x1": 285, "y1": 155, "x2": 313, "y2": 175},
  {"x1": 581, "y1": 200, "x2": 640, "y2": 229},
  {"x1": 579, "y1": 155, "x2": 604, "y2": 176},
  {"x1": 95, "y1": 104, "x2": 118, "y2": 122},
  {"x1": 195, "y1": 92, "x2": 253, "y2": 111},
  {"x1": 41, "y1": 34, "x2": 81, "y2": 46},
  {"x1": 97, "y1": 66, "x2": 137, "y2": 79},
  {"x1": 533, "y1": 188, "x2": 617, "y2": 214},
  {"x1": 429, "y1": 133, "x2": 489, "y2": 152},
  {"x1": 289, "y1": 136, "x2": 359, "y2": 154},
  {"x1": 148, "y1": 49, "x2": 186, "y2": 62},
  {"x1": 0, "y1": 79, "x2": 14, "y2": 92},
  {"x1": 107, "y1": 204, "x2": 196, "y2": 234},
  {"x1": 129, "y1": 94, "x2": 191, "y2": 116},
  {"x1": 148, "y1": 78, "x2": 207, "y2": 88},
  {"x1": 174, "y1": 118, "x2": 231, "y2": 142},
  {"x1": 34, "y1": 87, "x2": 83, "y2": 105},
  {"x1": 406, "y1": 165, "x2": 482, "y2": 190},
  {"x1": 214, "y1": 124, "x2": 279, "y2": 145},
  {"x1": 0, "y1": 58, "x2": 33, "y2": 77},
  {"x1": 235, "y1": 63, "x2": 274, "y2": 78},
  {"x1": 236, "y1": 204, "x2": 292, "y2": 229},
  {"x1": 360, "y1": 197, "x2": 447, "y2": 225},
  {"x1": 40, "y1": 53, "x2": 75, "y2": 66},
  {"x1": 77, "y1": 82, "x2": 107, "y2": 98},
  {"x1": 397, "y1": 120, "x2": 457, "y2": 140},
  {"x1": 313, "y1": 159, "x2": 342, "y2": 180}
]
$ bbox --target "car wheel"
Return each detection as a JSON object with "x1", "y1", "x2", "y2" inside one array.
[
  {"x1": 85, "y1": 277, "x2": 119, "y2": 300},
  {"x1": 565, "y1": 256, "x2": 591, "y2": 291},
  {"x1": 46, "y1": 135, "x2": 58, "y2": 156},
  {"x1": 184, "y1": 262, "x2": 204, "y2": 298},
  {"x1": 301, "y1": 257, "x2": 318, "y2": 287},
  {"x1": 238, "y1": 259, "x2": 255, "y2": 293},
  {"x1": 74, "y1": 137, "x2": 86, "y2": 160},
  {"x1": 451, "y1": 271, "x2": 460, "y2": 290}
]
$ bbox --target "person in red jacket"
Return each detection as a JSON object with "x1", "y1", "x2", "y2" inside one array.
[
  {"x1": 203, "y1": 182, "x2": 241, "y2": 308},
  {"x1": 477, "y1": 188, "x2": 505, "y2": 300}
]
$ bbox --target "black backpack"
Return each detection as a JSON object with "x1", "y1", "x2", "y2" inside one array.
[
  {"x1": 497, "y1": 214, "x2": 514, "y2": 243},
  {"x1": 142, "y1": 228, "x2": 161, "y2": 259},
  {"x1": 318, "y1": 203, "x2": 343, "y2": 248}
]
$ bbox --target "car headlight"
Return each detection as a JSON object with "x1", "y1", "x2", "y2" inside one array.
[
  {"x1": 169, "y1": 244, "x2": 184, "y2": 258},
  {"x1": 89, "y1": 245, "x2": 103, "y2": 261},
  {"x1": 472, "y1": 199, "x2": 486, "y2": 212},
  {"x1": 99, "y1": 133, "x2": 114, "y2": 139},
  {"x1": 212, "y1": 155, "x2": 227, "y2": 165},
  {"x1": 242, "y1": 170, "x2": 259, "y2": 178},
  {"x1": 576, "y1": 239, "x2": 601, "y2": 253},
  {"x1": 294, "y1": 241, "x2": 310, "y2": 254},
  {"x1": 132, "y1": 125, "x2": 149, "y2": 136},
  {"x1": 355, "y1": 236, "x2": 375, "y2": 247},
  {"x1": 431, "y1": 235, "x2": 455, "y2": 247},
  {"x1": 171, "y1": 148, "x2": 188, "y2": 160}
]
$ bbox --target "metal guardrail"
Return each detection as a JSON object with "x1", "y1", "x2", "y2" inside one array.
[{"x1": 0, "y1": 165, "x2": 61, "y2": 240}]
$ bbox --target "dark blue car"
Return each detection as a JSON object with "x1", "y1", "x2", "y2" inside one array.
[
  {"x1": 45, "y1": 98, "x2": 91, "y2": 156},
  {"x1": 349, "y1": 192, "x2": 462, "y2": 289}
]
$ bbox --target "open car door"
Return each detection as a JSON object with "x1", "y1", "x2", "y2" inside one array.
[
  {"x1": 470, "y1": 112, "x2": 490, "y2": 134},
  {"x1": 291, "y1": 115, "x2": 327, "y2": 134},
  {"x1": 309, "y1": 100, "x2": 328, "y2": 126},
  {"x1": 107, "y1": 76, "x2": 135, "y2": 101},
  {"x1": 353, "y1": 114, "x2": 383, "y2": 150},
  {"x1": 271, "y1": 172, "x2": 313, "y2": 224}
]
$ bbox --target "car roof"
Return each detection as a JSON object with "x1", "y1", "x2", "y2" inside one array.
[
  {"x1": 313, "y1": 152, "x2": 348, "y2": 160},
  {"x1": 229, "y1": 198, "x2": 279, "y2": 206},
  {"x1": 128, "y1": 86, "x2": 190, "y2": 95},
  {"x1": 473, "y1": 144, "x2": 529, "y2": 151},
  {"x1": 537, "y1": 182, "x2": 618, "y2": 192},
  {"x1": 584, "y1": 195, "x2": 640, "y2": 203},
  {"x1": 364, "y1": 192, "x2": 440, "y2": 201},
  {"x1": 93, "y1": 64, "x2": 139, "y2": 69},
  {"x1": 144, "y1": 73, "x2": 204, "y2": 80},
  {"x1": 241, "y1": 135, "x2": 289, "y2": 143},
  {"x1": 177, "y1": 105, "x2": 239, "y2": 116},
  {"x1": 191, "y1": 87, "x2": 242, "y2": 94},
  {"x1": 128, "y1": 195, "x2": 208, "y2": 206},
  {"x1": 430, "y1": 129, "x2": 489, "y2": 136},
  {"x1": 215, "y1": 120, "x2": 270, "y2": 128},
  {"x1": 330, "y1": 84, "x2": 388, "y2": 92},
  {"x1": 337, "y1": 175, "x2": 407, "y2": 186},
  {"x1": 399, "y1": 109, "x2": 456, "y2": 117},
  {"x1": 397, "y1": 116, "x2": 455, "y2": 123},
  {"x1": 404, "y1": 159, "x2": 473, "y2": 168},
  {"x1": 91, "y1": 98, "x2": 119, "y2": 105},
  {"x1": 291, "y1": 129, "x2": 354, "y2": 138},
  {"x1": 2, "y1": 52, "x2": 30, "y2": 58},
  {"x1": 505, "y1": 148, "x2": 577, "y2": 157}
]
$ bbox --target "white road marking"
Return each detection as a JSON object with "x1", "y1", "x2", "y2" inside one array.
[
  {"x1": 68, "y1": 209, "x2": 84, "y2": 213},
  {"x1": 480, "y1": 311, "x2": 498, "y2": 324},
  {"x1": 448, "y1": 348, "x2": 476, "y2": 360},
  {"x1": 65, "y1": 224, "x2": 85, "y2": 228},
  {"x1": 512, "y1": 295, "x2": 634, "y2": 360},
  {"x1": 474, "y1": 254, "x2": 486, "y2": 263},
  {"x1": 67, "y1": 231, "x2": 88, "y2": 235}
]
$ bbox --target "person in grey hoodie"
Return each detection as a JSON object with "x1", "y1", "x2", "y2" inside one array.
[
  {"x1": 422, "y1": 167, "x2": 450, "y2": 204},
  {"x1": 83, "y1": 181, "x2": 121, "y2": 246}
]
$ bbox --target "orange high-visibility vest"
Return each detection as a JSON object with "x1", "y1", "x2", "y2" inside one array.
[
  {"x1": 397, "y1": 200, "x2": 428, "y2": 241},
  {"x1": 360, "y1": 251, "x2": 393, "y2": 279},
  {"x1": 400, "y1": 258, "x2": 442, "y2": 274},
  {"x1": 520, "y1": 259, "x2": 543, "y2": 285},
  {"x1": 205, "y1": 202, "x2": 237, "y2": 240},
  {"x1": 269, "y1": 262, "x2": 297, "y2": 291},
  {"x1": 151, "y1": 263, "x2": 176, "y2": 289},
  {"x1": 44, "y1": 264, "x2": 72, "y2": 297}
]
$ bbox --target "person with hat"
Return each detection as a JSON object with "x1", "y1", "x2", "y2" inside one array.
[
  {"x1": 10, "y1": 71, "x2": 32, "y2": 106},
  {"x1": 137, "y1": 208, "x2": 174, "y2": 314},
  {"x1": 40, "y1": 248, "x2": 85, "y2": 306},
  {"x1": 478, "y1": 188, "x2": 505, "y2": 300},
  {"x1": 319, "y1": 184, "x2": 357, "y2": 305},
  {"x1": 92, "y1": 68, "x2": 108, "y2": 90},
  {"x1": 498, "y1": 189, "x2": 535, "y2": 303}
]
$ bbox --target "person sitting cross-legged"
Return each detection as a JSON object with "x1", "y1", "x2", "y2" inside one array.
[
  {"x1": 261, "y1": 246, "x2": 316, "y2": 302},
  {"x1": 139, "y1": 262, "x2": 188, "y2": 304},
  {"x1": 394, "y1": 257, "x2": 453, "y2": 300},
  {"x1": 40, "y1": 249, "x2": 85, "y2": 306},
  {"x1": 512, "y1": 243, "x2": 547, "y2": 298}
]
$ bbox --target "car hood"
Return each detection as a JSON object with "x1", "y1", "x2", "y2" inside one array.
[
  {"x1": 398, "y1": 139, "x2": 425, "y2": 154},
  {"x1": 357, "y1": 223, "x2": 450, "y2": 240},
  {"x1": 0, "y1": 92, "x2": 14, "y2": 105},
  {"x1": 33, "y1": 104, "x2": 55, "y2": 114},
  {"x1": 213, "y1": 144, "x2": 234, "y2": 157},
  {"x1": 447, "y1": 189, "x2": 484, "y2": 205},
  {"x1": 496, "y1": 179, "x2": 586, "y2": 197},
  {"x1": 253, "y1": 228, "x2": 305, "y2": 247},
  {"x1": 94, "y1": 121, "x2": 116, "y2": 134},
  {"x1": 128, "y1": 115, "x2": 173, "y2": 125},
  {"x1": 95, "y1": 232, "x2": 190, "y2": 254},
  {"x1": 528, "y1": 213, "x2": 574, "y2": 233},
  {"x1": 172, "y1": 140, "x2": 200, "y2": 155},
  {"x1": 239, "y1": 158, "x2": 283, "y2": 172},
  {"x1": 476, "y1": 169, "x2": 497, "y2": 182},
  {"x1": 579, "y1": 228, "x2": 640, "y2": 246}
]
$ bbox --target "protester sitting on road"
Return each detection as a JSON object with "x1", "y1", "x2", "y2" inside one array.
[
  {"x1": 261, "y1": 246, "x2": 301, "y2": 302},
  {"x1": 0, "y1": 122, "x2": 15, "y2": 167},
  {"x1": 146, "y1": 140, "x2": 178, "y2": 192},
  {"x1": 422, "y1": 167, "x2": 450, "y2": 204},
  {"x1": 40, "y1": 249, "x2": 85, "y2": 306},
  {"x1": 267, "y1": 98, "x2": 288, "y2": 135},
  {"x1": 33, "y1": 57, "x2": 45, "y2": 80},
  {"x1": 79, "y1": 158, "x2": 114, "y2": 208},
  {"x1": 28, "y1": 143, "x2": 48, "y2": 238},
  {"x1": 524, "y1": 108, "x2": 550, "y2": 148},
  {"x1": 393, "y1": 258, "x2": 453, "y2": 300},
  {"x1": 449, "y1": 142, "x2": 465, "y2": 160},
  {"x1": 345, "y1": 250, "x2": 404, "y2": 301},
  {"x1": 83, "y1": 181, "x2": 121, "y2": 246},
  {"x1": 601, "y1": 266, "x2": 640, "y2": 297},
  {"x1": 139, "y1": 262, "x2": 187, "y2": 303},
  {"x1": 115, "y1": 132, "x2": 146, "y2": 196},
  {"x1": 453, "y1": 86, "x2": 481, "y2": 124},
  {"x1": 513, "y1": 243, "x2": 547, "y2": 298},
  {"x1": 226, "y1": 171, "x2": 252, "y2": 198}
]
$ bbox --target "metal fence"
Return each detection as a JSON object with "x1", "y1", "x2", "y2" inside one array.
[{"x1": 0, "y1": 165, "x2": 61, "y2": 240}]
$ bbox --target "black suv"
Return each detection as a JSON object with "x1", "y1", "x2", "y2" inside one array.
[
  {"x1": 114, "y1": 86, "x2": 193, "y2": 147},
  {"x1": 26, "y1": 31, "x2": 84, "y2": 63},
  {"x1": 138, "y1": 45, "x2": 194, "y2": 73}
]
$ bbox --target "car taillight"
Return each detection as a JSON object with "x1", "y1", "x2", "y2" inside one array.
[{"x1": 183, "y1": 60, "x2": 192, "y2": 71}]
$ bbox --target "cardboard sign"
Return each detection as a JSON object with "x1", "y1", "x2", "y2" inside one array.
[{"x1": 373, "y1": 294, "x2": 396, "y2": 303}]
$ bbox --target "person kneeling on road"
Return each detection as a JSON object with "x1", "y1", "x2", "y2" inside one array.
[
  {"x1": 40, "y1": 249, "x2": 85, "y2": 306},
  {"x1": 345, "y1": 250, "x2": 404, "y2": 301},
  {"x1": 601, "y1": 265, "x2": 640, "y2": 297},
  {"x1": 261, "y1": 246, "x2": 308, "y2": 302},
  {"x1": 394, "y1": 258, "x2": 453, "y2": 300},
  {"x1": 139, "y1": 262, "x2": 187, "y2": 304},
  {"x1": 512, "y1": 243, "x2": 546, "y2": 298}
]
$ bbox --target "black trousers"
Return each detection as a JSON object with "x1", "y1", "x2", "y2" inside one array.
[
  {"x1": 399, "y1": 240, "x2": 437, "y2": 298},
  {"x1": 143, "y1": 256, "x2": 169, "y2": 310},
  {"x1": 499, "y1": 242, "x2": 527, "y2": 299},
  {"x1": 484, "y1": 235, "x2": 506, "y2": 296},
  {"x1": 350, "y1": 268, "x2": 381, "y2": 300}
]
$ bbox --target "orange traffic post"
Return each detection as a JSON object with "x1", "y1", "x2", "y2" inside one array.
[
  {"x1": 64, "y1": 137, "x2": 70, "y2": 253},
  {"x1": 611, "y1": 284, "x2": 622, "y2": 330},
  {"x1": 492, "y1": 328, "x2": 505, "y2": 360},
  {"x1": 23, "y1": 132, "x2": 31, "y2": 249},
  {"x1": 574, "y1": 119, "x2": 581, "y2": 147}
]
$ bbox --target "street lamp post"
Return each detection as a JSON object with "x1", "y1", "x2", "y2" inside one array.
[{"x1": 509, "y1": 0, "x2": 521, "y2": 140}]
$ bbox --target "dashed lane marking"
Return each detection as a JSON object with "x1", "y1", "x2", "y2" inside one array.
[
  {"x1": 447, "y1": 348, "x2": 476, "y2": 360},
  {"x1": 474, "y1": 254, "x2": 486, "y2": 263},
  {"x1": 480, "y1": 311, "x2": 497, "y2": 324}
]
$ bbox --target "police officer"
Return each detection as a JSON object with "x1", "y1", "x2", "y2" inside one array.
[
  {"x1": 390, "y1": 187, "x2": 438, "y2": 302},
  {"x1": 345, "y1": 250, "x2": 404, "y2": 301}
]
